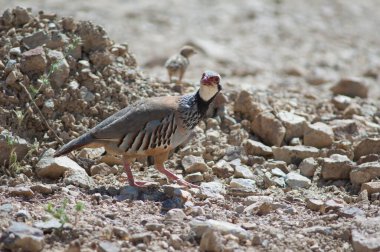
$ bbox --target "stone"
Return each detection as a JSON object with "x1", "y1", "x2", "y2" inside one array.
[
  {"x1": 206, "y1": 129, "x2": 220, "y2": 142},
  {"x1": 15, "y1": 210, "x2": 31, "y2": 221},
  {"x1": 361, "y1": 182, "x2": 380, "y2": 194},
  {"x1": 285, "y1": 172, "x2": 311, "y2": 189},
  {"x1": 77, "y1": 21, "x2": 111, "y2": 52},
  {"x1": 264, "y1": 160, "x2": 289, "y2": 174},
  {"x1": 22, "y1": 31, "x2": 50, "y2": 49},
  {"x1": 33, "y1": 219, "x2": 62, "y2": 232},
  {"x1": 271, "y1": 168, "x2": 286, "y2": 177},
  {"x1": 234, "y1": 165, "x2": 254, "y2": 179},
  {"x1": 352, "y1": 217, "x2": 380, "y2": 252},
  {"x1": 97, "y1": 241, "x2": 121, "y2": 252},
  {"x1": 212, "y1": 159, "x2": 234, "y2": 178},
  {"x1": 251, "y1": 111, "x2": 286, "y2": 147},
  {"x1": 200, "y1": 230, "x2": 223, "y2": 252},
  {"x1": 332, "y1": 95, "x2": 353, "y2": 110},
  {"x1": 358, "y1": 154, "x2": 380, "y2": 165},
  {"x1": 227, "y1": 128, "x2": 249, "y2": 146},
  {"x1": 9, "y1": 186, "x2": 34, "y2": 198},
  {"x1": 20, "y1": 46, "x2": 47, "y2": 76},
  {"x1": 78, "y1": 147, "x2": 105, "y2": 159},
  {"x1": 165, "y1": 208, "x2": 186, "y2": 222},
  {"x1": 323, "y1": 199, "x2": 345, "y2": 213},
  {"x1": 272, "y1": 145, "x2": 320, "y2": 164},
  {"x1": 350, "y1": 162, "x2": 380, "y2": 185},
  {"x1": 190, "y1": 218, "x2": 251, "y2": 240},
  {"x1": 321, "y1": 154, "x2": 354, "y2": 180},
  {"x1": 0, "y1": 222, "x2": 44, "y2": 252},
  {"x1": 230, "y1": 178, "x2": 256, "y2": 190},
  {"x1": 330, "y1": 119, "x2": 359, "y2": 139},
  {"x1": 354, "y1": 138, "x2": 380, "y2": 160},
  {"x1": 89, "y1": 51, "x2": 114, "y2": 69},
  {"x1": 299, "y1": 157, "x2": 319, "y2": 177},
  {"x1": 0, "y1": 203, "x2": 13, "y2": 213},
  {"x1": 36, "y1": 148, "x2": 94, "y2": 188},
  {"x1": 338, "y1": 207, "x2": 365, "y2": 218},
  {"x1": 90, "y1": 163, "x2": 118, "y2": 176},
  {"x1": 331, "y1": 77, "x2": 368, "y2": 98},
  {"x1": 277, "y1": 111, "x2": 306, "y2": 141},
  {"x1": 145, "y1": 222, "x2": 164, "y2": 232},
  {"x1": 198, "y1": 182, "x2": 225, "y2": 199},
  {"x1": 47, "y1": 51, "x2": 70, "y2": 88},
  {"x1": 243, "y1": 139, "x2": 272, "y2": 157},
  {"x1": 169, "y1": 234, "x2": 183, "y2": 250},
  {"x1": 182, "y1": 155, "x2": 209, "y2": 173},
  {"x1": 306, "y1": 198, "x2": 324, "y2": 211},
  {"x1": 129, "y1": 232, "x2": 153, "y2": 245},
  {"x1": 233, "y1": 90, "x2": 263, "y2": 120},
  {"x1": 47, "y1": 31, "x2": 69, "y2": 49},
  {"x1": 12, "y1": 6, "x2": 32, "y2": 26},
  {"x1": 304, "y1": 122, "x2": 334, "y2": 148},
  {"x1": 184, "y1": 172, "x2": 204, "y2": 183},
  {"x1": 0, "y1": 130, "x2": 29, "y2": 166},
  {"x1": 6, "y1": 70, "x2": 19, "y2": 85}
]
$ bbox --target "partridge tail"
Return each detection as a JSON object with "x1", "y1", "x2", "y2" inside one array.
[{"x1": 54, "y1": 133, "x2": 94, "y2": 157}]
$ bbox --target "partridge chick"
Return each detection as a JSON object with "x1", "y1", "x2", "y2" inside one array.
[
  {"x1": 54, "y1": 71, "x2": 222, "y2": 188},
  {"x1": 165, "y1": 45, "x2": 197, "y2": 83}
]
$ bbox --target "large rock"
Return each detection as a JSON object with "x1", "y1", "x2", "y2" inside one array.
[
  {"x1": 36, "y1": 148, "x2": 94, "y2": 188},
  {"x1": 277, "y1": 111, "x2": 306, "y2": 141},
  {"x1": 321, "y1": 154, "x2": 354, "y2": 180},
  {"x1": 304, "y1": 122, "x2": 334, "y2": 148},
  {"x1": 182, "y1": 155, "x2": 209, "y2": 173},
  {"x1": 251, "y1": 111, "x2": 286, "y2": 147},
  {"x1": 350, "y1": 162, "x2": 380, "y2": 185},
  {"x1": 354, "y1": 138, "x2": 380, "y2": 160},
  {"x1": 352, "y1": 217, "x2": 380, "y2": 252},
  {"x1": 243, "y1": 139, "x2": 272, "y2": 157},
  {"x1": 299, "y1": 157, "x2": 319, "y2": 177},
  {"x1": 285, "y1": 172, "x2": 311, "y2": 189},
  {"x1": 0, "y1": 222, "x2": 44, "y2": 252},
  {"x1": 12, "y1": 6, "x2": 32, "y2": 26},
  {"x1": 272, "y1": 145, "x2": 320, "y2": 164},
  {"x1": 0, "y1": 130, "x2": 29, "y2": 165},
  {"x1": 77, "y1": 21, "x2": 111, "y2": 52},
  {"x1": 234, "y1": 91, "x2": 263, "y2": 120},
  {"x1": 190, "y1": 219, "x2": 251, "y2": 240},
  {"x1": 20, "y1": 46, "x2": 47, "y2": 76},
  {"x1": 331, "y1": 77, "x2": 368, "y2": 98}
]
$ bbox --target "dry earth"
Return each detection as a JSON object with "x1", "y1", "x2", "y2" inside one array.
[{"x1": 0, "y1": 1, "x2": 380, "y2": 252}]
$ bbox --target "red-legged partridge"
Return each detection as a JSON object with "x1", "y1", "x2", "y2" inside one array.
[
  {"x1": 164, "y1": 45, "x2": 196, "y2": 83},
  {"x1": 54, "y1": 71, "x2": 222, "y2": 188}
]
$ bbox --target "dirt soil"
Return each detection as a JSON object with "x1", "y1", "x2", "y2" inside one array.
[{"x1": 0, "y1": 1, "x2": 380, "y2": 252}]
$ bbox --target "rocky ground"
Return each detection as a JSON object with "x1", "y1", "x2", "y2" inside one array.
[{"x1": 0, "y1": 3, "x2": 380, "y2": 252}]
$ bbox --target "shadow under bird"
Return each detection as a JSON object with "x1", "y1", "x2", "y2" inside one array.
[
  {"x1": 165, "y1": 45, "x2": 197, "y2": 83},
  {"x1": 54, "y1": 71, "x2": 222, "y2": 188}
]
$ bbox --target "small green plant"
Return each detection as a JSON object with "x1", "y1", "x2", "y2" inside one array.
[
  {"x1": 45, "y1": 199, "x2": 85, "y2": 229},
  {"x1": 45, "y1": 198, "x2": 70, "y2": 229}
]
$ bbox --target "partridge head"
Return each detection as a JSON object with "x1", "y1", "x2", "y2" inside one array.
[{"x1": 54, "y1": 71, "x2": 222, "y2": 188}]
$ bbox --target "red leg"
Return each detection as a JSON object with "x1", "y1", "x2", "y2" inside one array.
[
  {"x1": 123, "y1": 160, "x2": 150, "y2": 188},
  {"x1": 155, "y1": 163, "x2": 199, "y2": 188}
]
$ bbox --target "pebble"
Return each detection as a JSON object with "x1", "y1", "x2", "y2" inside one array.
[
  {"x1": 9, "y1": 186, "x2": 34, "y2": 198},
  {"x1": 182, "y1": 155, "x2": 209, "y2": 173},
  {"x1": 190, "y1": 218, "x2": 251, "y2": 240},
  {"x1": 299, "y1": 157, "x2": 319, "y2": 177},
  {"x1": 272, "y1": 145, "x2": 320, "y2": 164},
  {"x1": 165, "y1": 208, "x2": 186, "y2": 222},
  {"x1": 145, "y1": 222, "x2": 164, "y2": 232},
  {"x1": 212, "y1": 160, "x2": 234, "y2": 178},
  {"x1": 229, "y1": 178, "x2": 256, "y2": 190},
  {"x1": 304, "y1": 122, "x2": 334, "y2": 148},
  {"x1": 234, "y1": 164, "x2": 254, "y2": 179},
  {"x1": 251, "y1": 111, "x2": 286, "y2": 147},
  {"x1": 129, "y1": 232, "x2": 153, "y2": 245},
  {"x1": 306, "y1": 198, "x2": 324, "y2": 211},
  {"x1": 90, "y1": 163, "x2": 118, "y2": 176},
  {"x1": 0, "y1": 130, "x2": 29, "y2": 166},
  {"x1": 20, "y1": 46, "x2": 47, "y2": 76},
  {"x1": 0, "y1": 203, "x2": 13, "y2": 213},
  {"x1": 243, "y1": 139, "x2": 273, "y2": 157},
  {"x1": 199, "y1": 230, "x2": 224, "y2": 252},
  {"x1": 33, "y1": 219, "x2": 62, "y2": 232},
  {"x1": 277, "y1": 111, "x2": 306, "y2": 141},
  {"x1": 350, "y1": 161, "x2": 380, "y2": 185},
  {"x1": 321, "y1": 154, "x2": 354, "y2": 180},
  {"x1": 331, "y1": 95, "x2": 353, "y2": 110},
  {"x1": 337, "y1": 207, "x2": 365, "y2": 218},
  {"x1": 169, "y1": 234, "x2": 183, "y2": 250},
  {"x1": 184, "y1": 172, "x2": 204, "y2": 183},
  {"x1": 331, "y1": 77, "x2": 368, "y2": 98},
  {"x1": 285, "y1": 172, "x2": 311, "y2": 189},
  {"x1": 97, "y1": 241, "x2": 121, "y2": 252},
  {"x1": 1, "y1": 222, "x2": 44, "y2": 252},
  {"x1": 30, "y1": 184, "x2": 53, "y2": 194},
  {"x1": 22, "y1": 31, "x2": 50, "y2": 49},
  {"x1": 198, "y1": 182, "x2": 225, "y2": 199}
]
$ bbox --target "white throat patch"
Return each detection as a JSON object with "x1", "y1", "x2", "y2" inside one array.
[{"x1": 199, "y1": 84, "x2": 218, "y2": 101}]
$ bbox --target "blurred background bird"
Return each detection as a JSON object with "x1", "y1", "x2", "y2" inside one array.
[{"x1": 165, "y1": 45, "x2": 197, "y2": 84}]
